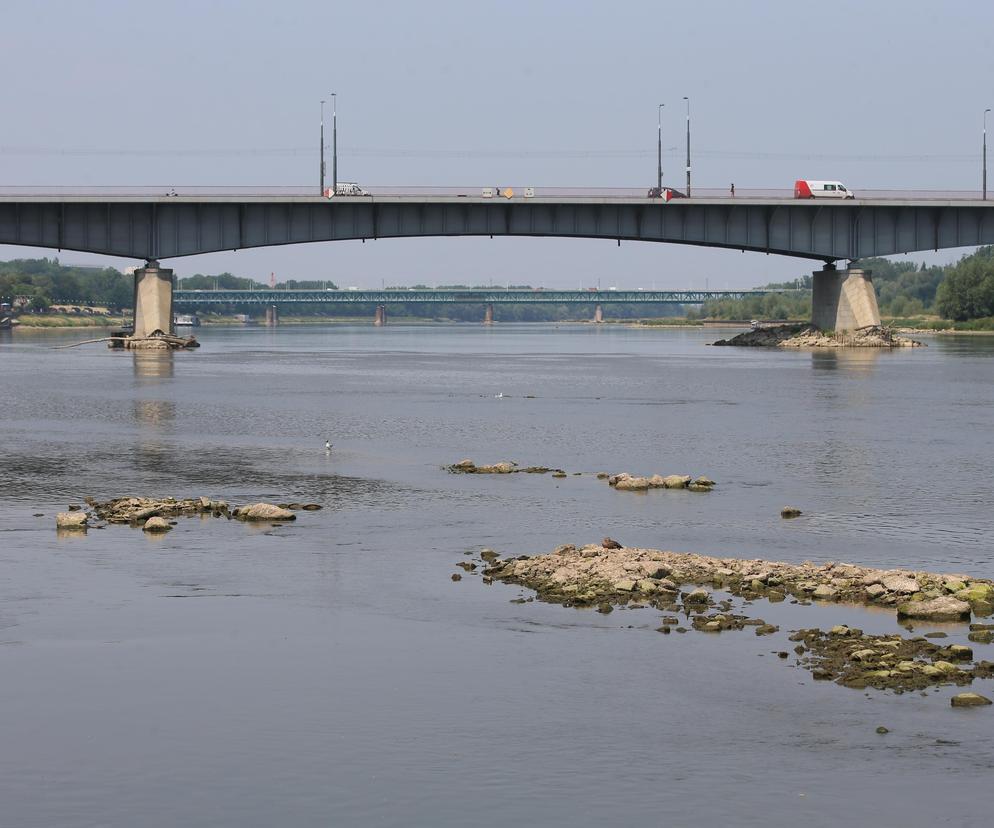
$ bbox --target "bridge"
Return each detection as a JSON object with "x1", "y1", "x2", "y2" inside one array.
[
  {"x1": 173, "y1": 287, "x2": 785, "y2": 325},
  {"x1": 173, "y1": 288, "x2": 778, "y2": 305},
  {"x1": 3, "y1": 185, "x2": 993, "y2": 340}
]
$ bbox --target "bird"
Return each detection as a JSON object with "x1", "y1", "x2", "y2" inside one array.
[
  {"x1": 325, "y1": 440, "x2": 333, "y2": 452},
  {"x1": 495, "y1": 392, "x2": 503, "y2": 399},
  {"x1": 601, "y1": 537, "x2": 623, "y2": 550}
]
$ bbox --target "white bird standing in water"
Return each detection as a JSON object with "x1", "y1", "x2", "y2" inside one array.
[
  {"x1": 495, "y1": 392, "x2": 503, "y2": 399},
  {"x1": 325, "y1": 440, "x2": 333, "y2": 452}
]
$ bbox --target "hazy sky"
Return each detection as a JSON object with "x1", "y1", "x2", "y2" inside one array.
[{"x1": 2, "y1": 0, "x2": 993, "y2": 287}]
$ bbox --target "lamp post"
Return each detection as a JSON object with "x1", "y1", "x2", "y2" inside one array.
[
  {"x1": 331, "y1": 92, "x2": 338, "y2": 195},
  {"x1": 985, "y1": 108, "x2": 991, "y2": 200},
  {"x1": 657, "y1": 103, "x2": 664, "y2": 192},
  {"x1": 320, "y1": 99, "x2": 326, "y2": 195},
  {"x1": 683, "y1": 96, "x2": 691, "y2": 197}
]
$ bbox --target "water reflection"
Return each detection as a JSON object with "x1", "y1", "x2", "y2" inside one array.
[
  {"x1": 809, "y1": 349, "x2": 884, "y2": 373},
  {"x1": 132, "y1": 352, "x2": 175, "y2": 426}
]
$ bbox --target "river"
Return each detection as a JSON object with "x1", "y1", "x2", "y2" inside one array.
[{"x1": 1, "y1": 323, "x2": 992, "y2": 827}]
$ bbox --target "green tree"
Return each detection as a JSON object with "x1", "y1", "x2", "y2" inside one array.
[{"x1": 936, "y1": 247, "x2": 994, "y2": 320}]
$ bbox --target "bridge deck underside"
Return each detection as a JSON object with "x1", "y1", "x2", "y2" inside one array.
[{"x1": 1, "y1": 200, "x2": 993, "y2": 261}]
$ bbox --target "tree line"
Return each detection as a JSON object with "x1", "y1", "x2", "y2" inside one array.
[
  {"x1": 698, "y1": 247, "x2": 994, "y2": 324},
  {"x1": 5, "y1": 248, "x2": 994, "y2": 323}
]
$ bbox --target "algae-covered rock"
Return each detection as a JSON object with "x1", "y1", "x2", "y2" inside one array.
[
  {"x1": 896, "y1": 596, "x2": 970, "y2": 621},
  {"x1": 780, "y1": 506, "x2": 802, "y2": 518},
  {"x1": 661, "y1": 475, "x2": 691, "y2": 489},
  {"x1": 956, "y1": 583, "x2": 994, "y2": 612},
  {"x1": 951, "y1": 692, "x2": 992, "y2": 707},
  {"x1": 812, "y1": 585, "x2": 838, "y2": 601}
]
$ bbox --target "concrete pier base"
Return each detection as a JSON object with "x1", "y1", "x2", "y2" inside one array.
[
  {"x1": 811, "y1": 266, "x2": 881, "y2": 332},
  {"x1": 117, "y1": 260, "x2": 198, "y2": 349},
  {"x1": 484, "y1": 303, "x2": 494, "y2": 325},
  {"x1": 593, "y1": 304, "x2": 604, "y2": 323},
  {"x1": 133, "y1": 260, "x2": 175, "y2": 338},
  {"x1": 374, "y1": 304, "x2": 387, "y2": 326},
  {"x1": 265, "y1": 305, "x2": 279, "y2": 327}
]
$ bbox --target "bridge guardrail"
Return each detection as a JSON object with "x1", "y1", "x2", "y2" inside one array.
[{"x1": 0, "y1": 186, "x2": 988, "y2": 201}]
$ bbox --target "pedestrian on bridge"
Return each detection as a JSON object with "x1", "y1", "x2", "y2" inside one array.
[{"x1": 730, "y1": 183, "x2": 735, "y2": 198}]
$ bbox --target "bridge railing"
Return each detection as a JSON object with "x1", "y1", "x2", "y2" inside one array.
[{"x1": 0, "y1": 185, "x2": 987, "y2": 201}]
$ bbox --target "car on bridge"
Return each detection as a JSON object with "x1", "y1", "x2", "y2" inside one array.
[
  {"x1": 794, "y1": 180, "x2": 855, "y2": 199},
  {"x1": 647, "y1": 186, "x2": 687, "y2": 201},
  {"x1": 324, "y1": 183, "x2": 369, "y2": 197}
]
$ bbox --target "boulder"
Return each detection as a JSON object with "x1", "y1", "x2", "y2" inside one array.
[
  {"x1": 693, "y1": 476, "x2": 716, "y2": 486},
  {"x1": 865, "y1": 583, "x2": 887, "y2": 599},
  {"x1": 780, "y1": 506, "x2": 802, "y2": 518},
  {"x1": 661, "y1": 475, "x2": 691, "y2": 489},
  {"x1": 684, "y1": 588, "x2": 710, "y2": 604},
  {"x1": 881, "y1": 574, "x2": 920, "y2": 594},
  {"x1": 55, "y1": 511, "x2": 88, "y2": 530},
  {"x1": 235, "y1": 503, "x2": 297, "y2": 521},
  {"x1": 687, "y1": 483, "x2": 713, "y2": 492},
  {"x1": 142, "y1": 516, "x2": 172, "y2": 533},
  {"x1": 614, "y1": 579, "x2": 637, "y2": 592},
  {"x1": 812, "y1": 585, "x2": 838, "y2": 601},
  {"x1": 615, "y1": 476, "x2": 651, "y2": 491},
  {"x1": 950, "y1": 693, "x2": 992, "y2": 708},
  {"x1": 896, "y1": 596, "x2": 971, "y2": 621}
]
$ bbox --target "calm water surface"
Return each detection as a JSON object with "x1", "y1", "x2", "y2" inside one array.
[{"x1": 1, "y1": 324, "x2": 993, "y2": 827}]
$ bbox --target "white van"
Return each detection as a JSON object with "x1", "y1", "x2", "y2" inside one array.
[{"x1": 794, "y1": 180, "x2": 855, "y2": 199}]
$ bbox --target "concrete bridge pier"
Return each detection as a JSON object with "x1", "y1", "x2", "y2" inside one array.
[
  {"x1": 483, "y1": 303, "x2": 494, "y2": 325},
  {"x1": 264, "y1": 305, "x2": 279, "y2": 326},
  {"x1": 811, "y1": 265, "x2": 881, "y2": 332},
  {"x1": 593, "y1": 304, "x2": 604, "y2": 323},
  {"x1": 132, "y1": 260, "x2": 175, "y2": 338},
  {"x1": 374, "y1": 304, "x2": 387, "y2": 326}
]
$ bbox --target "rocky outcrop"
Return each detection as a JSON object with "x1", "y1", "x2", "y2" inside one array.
[
  {"x1": 608, "y1": 472, "x2": 712, "y2": 492},
  {"x1": 447, "y1": 460, "x2": 563, "y2": 475},
  {"x1": 712, "y1": 324, "x2": 924, "y2": 349},
  {"x1": 790, "y1": 627, "x2": 994, "y2": 692},
  {"x1": 483, "y1": 543, "x2": 993, "y2": 621}
]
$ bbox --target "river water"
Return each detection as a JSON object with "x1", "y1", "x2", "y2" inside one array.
[{"x1": 1, "y1": 323, "x2": 993, "y2": 827}]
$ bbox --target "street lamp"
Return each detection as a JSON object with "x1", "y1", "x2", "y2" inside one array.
[
  {"x1": 657, "y1": 103, "x2": 665, "y2": 192},
  {"x1": 320, "y1": 99, "x2": 326, "y2": 195},
  {"x1": 331, "y1": 92, "x2": 338, "y2": 195},
  {"x1": 683, "y1": 96, "x2": 691, "y2": 197},
  {"x1": 985, "y1": 108, "x2": 991, "y2": 200}
]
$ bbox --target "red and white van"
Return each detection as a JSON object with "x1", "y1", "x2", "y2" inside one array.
[{"x1": 794, "y1": 180, "x2": 855, "y2": 199}]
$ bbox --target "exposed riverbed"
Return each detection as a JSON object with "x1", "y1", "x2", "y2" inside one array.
[{"x1": 2, "y1": 323, "x2": 994, "y2": 827}]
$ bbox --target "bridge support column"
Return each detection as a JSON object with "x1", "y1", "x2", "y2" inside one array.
[
  {"x1": 593, "y1": 304, "x2": 604, "y2": 323},
  {"x1": 374, "y1": 304, "x2": 387, "y2": 326},
  {"x1": 264, "y1": 305, "x2": 279, "y2": 327},
  {"x1": 133, "y1": 260, "x2": 175, "y2": 338},
  {"x1": 483, "y1": 303, "x2": 494, "y2": 325},
  {"x1": 811, "y1": 266, "x2": 881, "y2": 332}
]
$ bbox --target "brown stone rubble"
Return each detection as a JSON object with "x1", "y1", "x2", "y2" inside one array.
[
  {"x1": 712, "y1": 324, "x2": 924, "y2": 348},
  {"x1": 480, "y1": 542, "x2": 994, "y2": 695},
  {"x1": 57, "y1": 496, "x2": 323, "y2": 530}
]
